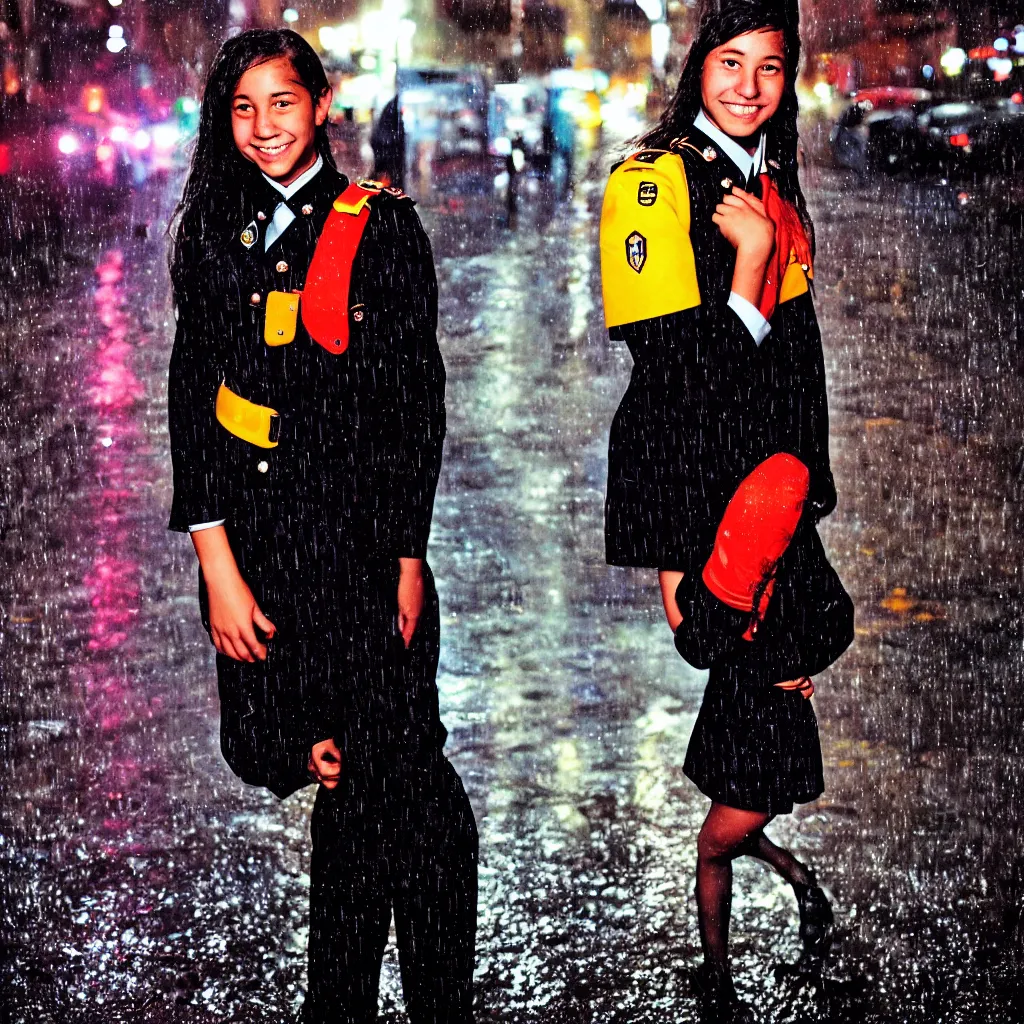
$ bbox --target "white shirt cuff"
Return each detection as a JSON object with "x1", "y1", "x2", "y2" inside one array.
[
  {"x1": 188, "y1": 519, "x2": 226, "y2": 533},
  {"x1": 727, "y1": 292, "x2": 772, "y2": 346}
]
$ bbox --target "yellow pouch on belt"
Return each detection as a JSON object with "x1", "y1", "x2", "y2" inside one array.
[
  {"x1": 264, "y1": 290, "x2": 300, "y2": 346},
  {"x1": 215, "y1": 382, "x2": 280, "y2": 448}
]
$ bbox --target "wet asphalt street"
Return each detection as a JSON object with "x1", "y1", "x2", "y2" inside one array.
[{"x1": 2, "y1": 146, "x2": 1024, "y2": 1023}]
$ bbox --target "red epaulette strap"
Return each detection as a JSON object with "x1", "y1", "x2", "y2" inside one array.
[{"x1": 301, "y1": 180, "x2": 380, "y2": 355}]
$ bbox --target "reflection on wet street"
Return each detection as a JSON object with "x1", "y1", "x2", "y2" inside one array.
[{"x1": 2, "y1": 156, "x2": 1023, "y2": 1022}]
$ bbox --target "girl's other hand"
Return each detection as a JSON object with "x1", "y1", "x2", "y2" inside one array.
[
  {"x1": 775, "y1": 676, "x2": 814, "y2": 699},
  {"x1": 397, "y1": 557, "x2": 425, "y2": 648},
  {"x1": 309, "y1": 737, "x2": 342, "y2": 789},
  {"x1": 206, "y1": 571, "x2": 276, "y2": 662},
  {"x1": 713, "y1": 186, "x2": 775, "y2": 261},
  {"x1": 191, "y1": 525, "x2": 276, "y2": 662},
  {"x1": 659, "y1": 569, "x2": 685, "y2": 631}
]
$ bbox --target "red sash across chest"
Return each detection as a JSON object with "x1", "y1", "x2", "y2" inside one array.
[{"x1": 300, "y1": 181, "x2": 376, "y2": 355}]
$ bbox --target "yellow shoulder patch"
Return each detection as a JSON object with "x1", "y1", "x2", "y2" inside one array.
[{"x1": 600, "y1": 151, "x2": 701, "y2": 328}]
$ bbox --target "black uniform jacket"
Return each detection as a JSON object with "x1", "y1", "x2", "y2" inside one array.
[
  {"x1": 168, "y1": 162, "x2": 445, "y2": 637},
  {"x1": 600, "y1": 125, "x2": 835, "y2": 575}
]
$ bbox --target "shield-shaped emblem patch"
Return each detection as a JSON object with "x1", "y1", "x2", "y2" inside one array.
[
  {"x1": 626, "y1": 231, "x2": 647, "y2": 273},
  {"x1": 637, "y1": 181, "x2": 658, "y2": 206}
]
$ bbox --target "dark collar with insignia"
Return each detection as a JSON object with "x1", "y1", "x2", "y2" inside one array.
[{"x1": 679, "y1": 125, "x2": 750, "y2": 185}]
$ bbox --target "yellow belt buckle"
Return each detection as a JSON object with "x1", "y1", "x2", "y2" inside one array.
[
  {"x1": 264, "y1": 290, "x2": 300, "y2": 346},
  {"x1": 215, "y1": 381, "x2": 280, "y2": 448}
]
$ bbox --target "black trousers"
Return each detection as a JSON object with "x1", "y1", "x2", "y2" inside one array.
[
  {"x1": 304, "y1": 755, "x2": 478, "y2": 1023},
  {"x1": 212, "y1": 559, "x2": 477, "y2": 1018}
]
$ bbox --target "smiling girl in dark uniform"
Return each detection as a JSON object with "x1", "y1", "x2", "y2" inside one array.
[
  {"x1": 168, "y1": 30, "x2": 476, "y2": 1024},
  {"x1": 600, "y1": 0, "x2": 852, "y2": 1018}
]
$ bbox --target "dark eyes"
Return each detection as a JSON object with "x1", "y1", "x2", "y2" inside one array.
[
  {"x1": 721, "y1": 58, "x2": 782, "y2": 73},
  {"x1": 232, "y1": 100, "x2": 293, "y2": 114}
]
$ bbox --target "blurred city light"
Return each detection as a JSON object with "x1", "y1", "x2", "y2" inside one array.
[
  {"x1": 283, "y1": 8, "x2": 299, "y2": 23},
  {"x1": 133, "y1": 130, "x2": 151, "y2": 150},
  {"x1": 57, "y1": 133, "x2": 80, "y2": 155},
  {"x1": 987, "y1": 56, "x2": 1013, "y2": 80},
  {"x1": 940, "y1": 47, "x2": 967, "y2": 76},
  {"x1": 651, "y1": 22, "x2": 671, "y2": 68},
  {"x1": 994, "y1": 37, "x2": 1009, "y2": 52},
  {"x1": 398, "y1": 19, "x2": 417, "y2": 62},
  {"x1": 635, "y1": 0, "x2": 663, "y2": 20},
  {"x1": 83, "y1": 86, "x2": 106, "y2": 113},
  {"x1": 107, "y1": 24, "x2": 127, "y2": 53},
  {"x1": 110, "y1": 125, "x2": 129, "y2": 143},
  {"x1": 152, "y1": 124, "x2": 179, "y2": 150}
]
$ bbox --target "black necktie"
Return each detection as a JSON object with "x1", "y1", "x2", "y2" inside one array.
[{"x1": 745, "y1": 166, "x2": 762, "y2": 198}]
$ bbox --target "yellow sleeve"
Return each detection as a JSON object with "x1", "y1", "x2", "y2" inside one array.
[{"x1": 600, "y1": 151, "x2": 701, "y2": 329}]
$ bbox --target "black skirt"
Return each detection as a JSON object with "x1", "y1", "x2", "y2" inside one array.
[
  {"x1": 681, "y1": 522, "x2": 852, "y2": 816},
  {"x1": 683, "y1": 658, "x2": 824, "y2": 816}
]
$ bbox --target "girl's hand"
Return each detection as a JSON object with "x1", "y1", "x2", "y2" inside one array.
[
  {"x1": 206, "y1": 571, "x2": 276, "y2": 662},
  {"x1": 659, "y1": 570, "x2": 684, "y2": 631},
  {"x1": 713, "y1": 186, "x2": 775, "y2": 261},
  {"x1": 308, "y1": 737, "x2": 342, "y2": 789},
  {"x1": 397, "y1": 557, "x2": 425, "y2": 648},
  {"x1": 774, "y1": 676, "x2": 814, "y2": 699},
  {"x1": 191, "y1": 525, "x2": 276, "y2": 662}
]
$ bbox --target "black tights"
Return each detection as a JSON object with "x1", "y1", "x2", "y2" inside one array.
[{"x1": 695, "y1": 802, "x2": 815, "y2": 971}]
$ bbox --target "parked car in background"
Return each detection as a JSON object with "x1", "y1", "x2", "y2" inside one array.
[
  {"x1": 917, "y1": 96, "x2": 1024, "y2": 176},
  {"x1": 830, "y1": 88, "x2": 930, "y2": 176}
]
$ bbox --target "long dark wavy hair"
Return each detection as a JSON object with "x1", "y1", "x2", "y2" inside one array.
[
  {"x1": 170, "y1": 29, "x2": 336, "y2": 293},
  {"x1": 638, "y1": 0, "x2": 812, "y2": 243}
]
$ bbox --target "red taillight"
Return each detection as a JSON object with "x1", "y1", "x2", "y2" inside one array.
[
  {"x1": 1013, "y1": 92, "x2": 1023, "y2": 103},
  {"x1": 949, "y1": 133, "x2": 971, "y2": 147},
  {"x1": 0, "y1": 143, "x2": 10, "y2": 174}
]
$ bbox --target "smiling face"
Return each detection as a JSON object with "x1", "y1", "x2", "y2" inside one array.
[
  {"x1": 231, "y1": 56, "x2": 332, "y2": 185},
  {"x1": 701, "y1": 28, "x2": 786, "y2": 142}
]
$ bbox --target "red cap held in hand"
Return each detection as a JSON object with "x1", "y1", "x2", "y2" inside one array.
[{"x1": 702, "y1": 453, "x2": 810, "y2": 626}]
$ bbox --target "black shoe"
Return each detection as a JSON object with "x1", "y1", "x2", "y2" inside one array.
[
  {"x1": 793, "y1": 877, "x2": 834, "y2": 956},
  {"x1": 693, "y1": 963, "x2": 757, "y2": 1023}
]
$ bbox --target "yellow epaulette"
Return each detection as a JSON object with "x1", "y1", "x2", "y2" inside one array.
[{"x1": 600, "y1": 150, "x2": 701, "y2": 328}]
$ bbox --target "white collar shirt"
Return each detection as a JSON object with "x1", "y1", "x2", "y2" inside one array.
[
  {"x1": 691, "y1": 111, "x2": 772, "y2": 346},
  {"x1": 693, "y1": 108, "x2": 767, "y2": 183},
  {"x1": 261, "y1": 153, "x2": 324, "y2": 250}
]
